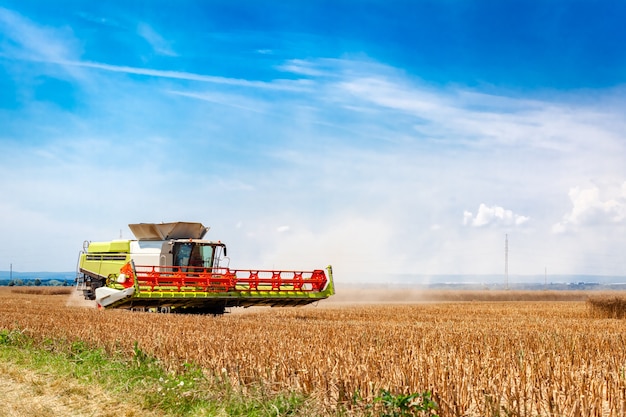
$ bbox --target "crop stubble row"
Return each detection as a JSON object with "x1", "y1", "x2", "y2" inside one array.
[{"x1": 1, "y1": 288, "x2": 625, "y2": 416}]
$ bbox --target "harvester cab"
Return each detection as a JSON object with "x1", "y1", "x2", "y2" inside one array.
[
  {"x1": 128, "y1": 222, "x2": 228, "y2": 271},
  {"x1": 76, "y1": 222, "x2": 334, "y2": 314}
]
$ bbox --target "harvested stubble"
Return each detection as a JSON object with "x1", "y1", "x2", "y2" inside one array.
[{"x1": 1, "y1": 287, "x2": 626, "y2": 416}]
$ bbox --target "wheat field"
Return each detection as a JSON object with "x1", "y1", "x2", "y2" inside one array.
[{"x1": 1, "y1": 287, "x2": 625, "y2": 416}]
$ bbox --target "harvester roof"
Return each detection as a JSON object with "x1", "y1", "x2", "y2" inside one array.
[{"x1": 129, "y1": 222, "x2": 209, "y2": 241}]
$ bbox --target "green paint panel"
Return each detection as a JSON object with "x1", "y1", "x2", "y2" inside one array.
[{"x1": 88, "y1": 240, "x2": 131, "y2": 253}]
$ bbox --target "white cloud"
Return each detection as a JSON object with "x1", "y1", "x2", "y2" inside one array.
[
  {"x1": 463, "y1": 204, "x2": 530, "y2": 228},
  {"x1": 552, "y1": 182, "x2": 626, "y2": 233},
  {"x1": 137, "y1": 23, "x2": 177, "y2": 56},
  {"x1": 340, "y1": 77, "x2": 446, "y2": 116},
  {"x1": 0, "y1": 7, "x2": 79, "y2": 62},
  {"x1": 333, "y1": 65, "x2": 626, "y2": 158}
]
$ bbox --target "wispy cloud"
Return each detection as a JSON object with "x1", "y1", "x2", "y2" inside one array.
[
  {"x1": 0, "y1": 7, "x2": 306, "y2": 92},
  {"x1": 137, "y1": 22, "x2": 177, "y2": 56},
  {"x1": 0, "y1": 7, "x2": 79, "y2": 62},
  {"x1": 75, "y1": 11, "x2": 123, "y2": 29},
  {"x1": 56, "y1": 60, "x2": 312, "y2": 91}
]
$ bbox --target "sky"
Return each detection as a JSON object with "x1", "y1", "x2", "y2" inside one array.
[{"x1": 1, "y1": 1, "x2": 626, "y2": 282}]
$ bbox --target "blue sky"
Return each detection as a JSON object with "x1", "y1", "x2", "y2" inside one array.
[{"x1": 1, "y1": 1, "x2": 626, "y2": 282}]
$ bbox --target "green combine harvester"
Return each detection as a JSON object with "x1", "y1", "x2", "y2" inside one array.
[{"x1": 76, "y1": 222, "x2": 334, "y2": 314}]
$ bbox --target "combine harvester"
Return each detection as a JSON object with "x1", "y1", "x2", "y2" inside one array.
[{"x1": 76, "y1": 222, "x2": 334, "y2": 314}]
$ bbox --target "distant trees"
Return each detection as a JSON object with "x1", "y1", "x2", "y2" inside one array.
[{"x1": 3, "y1": 278, "x2": 70, "y2": 286}]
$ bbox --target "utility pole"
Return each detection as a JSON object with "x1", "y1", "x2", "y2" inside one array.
[
  {"x1": 504, "y1": 234, "x2": 509, "y2": 290},
  {"x1": 9, "y1": 263, "x2": 12, "y2": 282}
]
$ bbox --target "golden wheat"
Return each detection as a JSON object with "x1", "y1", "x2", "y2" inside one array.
[
  {"x1": 10, "y1": 287, "x2": 73, "y2": 296},
  {"x1": 1, "y1": 287, "x2": 625, "y2": 416},
  {"x1": 587, "y1": 295, "x2": 626, "y2": 319}
]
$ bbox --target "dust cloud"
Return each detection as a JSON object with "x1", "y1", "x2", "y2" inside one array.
[
  {"x1": 65, "y1": 287, "x2": 96, "y2": 308},
  {"x1": 318, "y1": 287, "x2": 592, "y2": 306},
  {"x1": 320, "y1": 288, "x2": 431, "y2": 306}
]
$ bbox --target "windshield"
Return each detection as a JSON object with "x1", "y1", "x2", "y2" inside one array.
[{"x1": 173, "y1": 243, "x2": 215, "y2": 269}]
